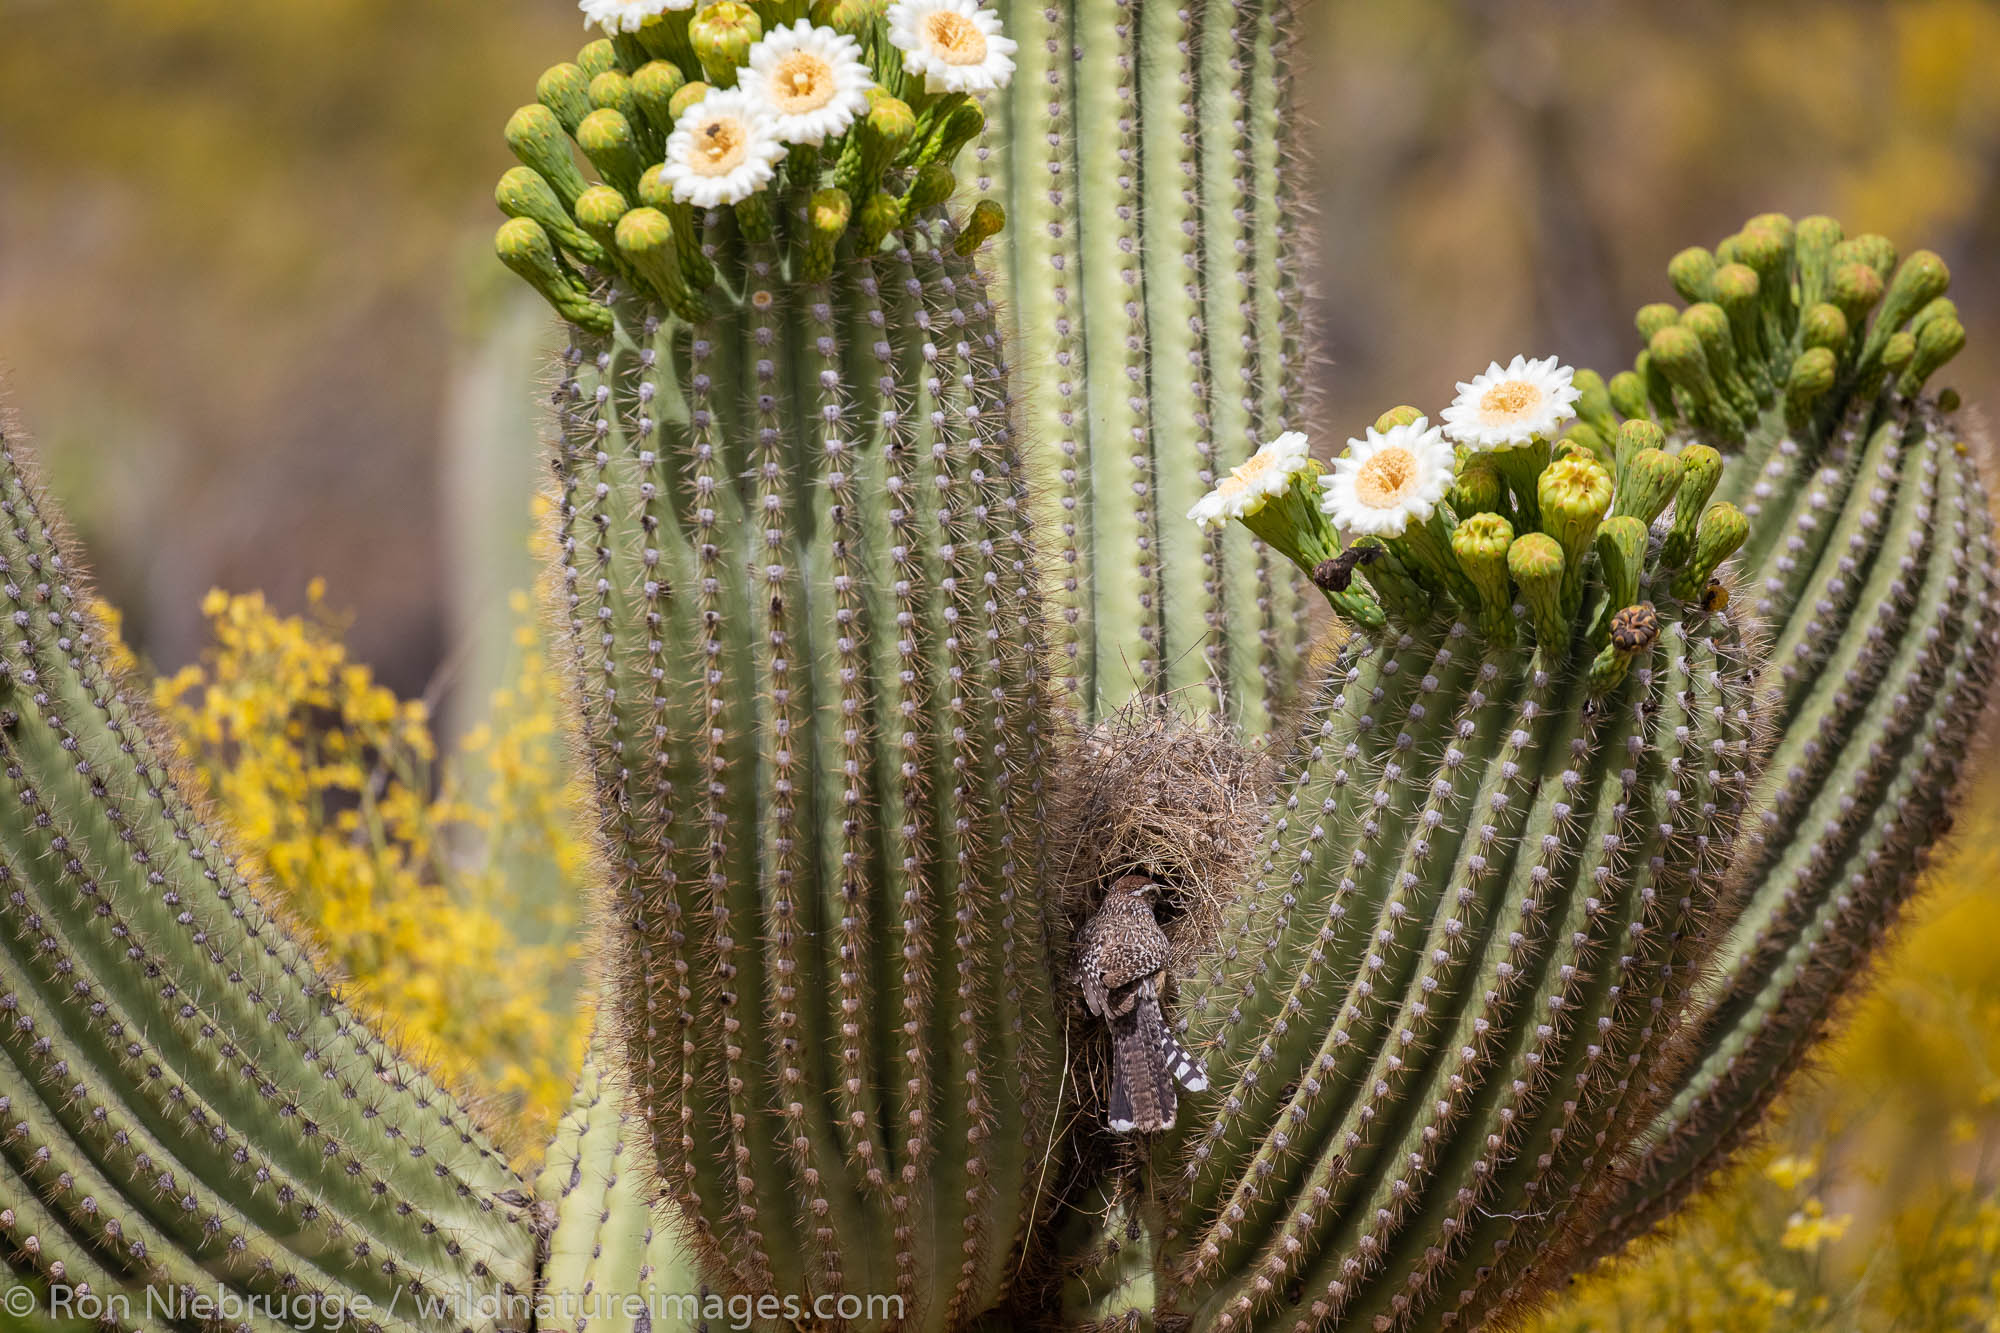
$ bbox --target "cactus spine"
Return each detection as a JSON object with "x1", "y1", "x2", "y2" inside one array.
[
  {"x1": 1547, "y1": 219, "x2": 2000, "y2": 1278},
  {"x1": 499, "y1": 7, "x2": 1059, "y2": 1327},
  {"x1": 0, "y1": 433, "x2": 536, "y2": 1330},
  {"x1": 984, "y1": 0, "x2": 1312, "y2": 730}
]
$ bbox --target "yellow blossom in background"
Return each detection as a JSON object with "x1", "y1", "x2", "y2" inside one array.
[
  {"x1": 148, "y1": 582, "x2": 593, "y2": 1160},
  {"x1": 1530, "y1": 777, "x2": 2000, "y2": 1331}
]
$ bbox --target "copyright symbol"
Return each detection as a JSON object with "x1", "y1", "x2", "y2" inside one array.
[{"x1": 4, "y1": 1284, "x2": 39, "y2": 1317}]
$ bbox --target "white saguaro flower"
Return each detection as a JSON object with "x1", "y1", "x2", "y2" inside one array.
[
  {"x1": 578, "y1": 0, "x2": 693, "y2": 35},
  {"x1": 742, "y1": 21, "x2": 875, "y2": 146},
  {"x1": 1188, "y1": 431, "x2": 1314, "y2": 526},
  {"x1": 1439, "y1": 354, "x2": 1581, "y2": 452},
  {"x1": 886, "y1": 0, "x2": 1018, "y2": 95},
  {"x1": 660, "y1": 89, "x2": 788, "y2": 209},
  {"x1": 1321, "y1": 419, "x2": 1455, "y2": 537}
]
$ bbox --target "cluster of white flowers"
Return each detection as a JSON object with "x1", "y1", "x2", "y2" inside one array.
[
  {"x1": 579, "y1": 0, "x2": 695, "y2": 34},
  {"x1": 578, "y1": 2, "x2": 1014, "y2": 209},
  {"x1": 1190, "y1": 355, "x2": 1581, "y2": 542}
]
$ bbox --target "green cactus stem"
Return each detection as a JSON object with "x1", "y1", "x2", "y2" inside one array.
[
  {"x1": 497, "y1": 8, "x2": 1059, "y2": 1328},
  {"x1": 1060, "y1": 368, "x2": 1766, "y2": 1330},
  {"x1": 983, "y1": 0, "x2": 1311, "y2": 732},
  {"x1": 1539, "y1": 218, "x2": 2000, "y2": 1289},
  {"x1": 0, "y1": 430, "x2": 536, "y2": 1331}
]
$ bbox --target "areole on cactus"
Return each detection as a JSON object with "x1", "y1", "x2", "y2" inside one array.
[{"x1": 0, "y1": 2, "x2": 1993, "y2": 1333}]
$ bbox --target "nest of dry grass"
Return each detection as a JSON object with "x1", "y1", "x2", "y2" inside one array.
[{"x1": 1046, "y1": 700, "x2": 1270, "y2": 1140}]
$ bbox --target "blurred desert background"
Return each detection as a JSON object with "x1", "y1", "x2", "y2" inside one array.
[{"x1": 5, "y1": 1, "x2": 2000, "y2": 1327}]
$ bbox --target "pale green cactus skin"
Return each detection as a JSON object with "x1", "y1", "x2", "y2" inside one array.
[
  {"x1": 984, "y1": 0, "x2": 1312, "y2": 732},
  {"x1": 1543, "y1": 221, "x2": 2000, "y2": 1286},
  {"x1": 1145, "y1": 593, "x2": 1762, "y2": 1331},
  {"x1": 0, "y1": 434, "x2": 537, "y2": 1331}
]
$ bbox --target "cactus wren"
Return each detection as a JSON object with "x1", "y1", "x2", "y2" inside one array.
[{"x1": 1074, "y1": 875, "x2": 1208, "y2": 1133}]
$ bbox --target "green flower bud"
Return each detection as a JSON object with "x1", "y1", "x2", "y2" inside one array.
[
  {"x1": 506, "y1": 103, "x2": 592, "y2": 210},
  {"x1": 1898, "y1": 316, "x2": 1967, "y2": 399},
  {"x1": 1663, "y1": 444, "x2": 1723, "y2": 566},
  {"x1": 1448, "y1": 456, "x2": 1506, "y2": 519},
  {"x1": 496, "y1": 218, "x2": 609, "y2": 333},
  {"x1": 1842, "y1": 232, "x2": 1898, "y2": 278},
  {"x1": 1452, "y1": 512, "x2": 1517, "y2": 644},
  {"x1": 1912, "y1": 296, "x2": 1960, "y2": 339},
  {"x1": 1374, "y1": 405, "x2": 1425, "y2": 432},
  {"x1": 668, "y1": 80, "x2": 711, "y2": 119},
  {"x1": 631, "y1": 61, "x2": 687, "y2": 136},
  {"x1": 615, "y1": 207, "x2": 706, "y2": 321},
  {"x1": 924, "y1": 99, "x2": 988, "y2": 169},
  {"x1": 1785, "y1": 346, "x2": 1838, "y2": 414},
  {"x1": 1830, "y1": 261, "x2": 1885, "y2": 329},
  {"x1": 1649, "y1": 324, "x2": 1737, "y2": 434},
  {"x1": 813, "y1": 0, "x2": 888, "y2": 31},
  {"x1": 1611, "y1": 448, "x2": 1683, "y2": 526},
  {"x1": 1507, "y1": 533, "x2": 1569, "y2": 655},
  {"x1": 1710, "y1": 262, "x2": 1764, "y2": 361},
  {"x1": 1613, "y1": 417, "x2": 1666, "y2": 481},
  {"x1": 1795, "y1": 213, "x2": 1844, "y2": 308},
  {"x1": 1682, "y1": 303, "x2": 1754, "y2": 412},
  {"x1": 799, "y1": 188, "x2": 853, "y2": 282},
  {"x1": 691, "y1": 2, "x2": 761, "y2": 86},
  {"x1": 537, "y1": 62, "x2": 594, "y2": 135},
  {"x1": 1561, "y1": 422, "x2": 1614, "y2": 472},
  {"x1": 497, "y1": 167, "x2": 608, "y2": 268},
  {"x1": 1668, "y1": 247, "x2": 1717, "y2": 303},
  {"x1": 1673, "y1": 503, "x2": 1750, "y2": 599},
  {"x1": 1636, "y1": 302, "x2": 1681, "y2": 343},
  {"x1": 1607, "y1": 370, "x2": 1651, "y2": 422},
  {"x1": 1799, "y1": 302, "x2": 1849, "y2": 354},
  {"x1": 953, "y1": 199, "x2": 1006, "y2": 256},
  {"x1": 1860, "y1": 250, "x2": 1952, "y2": 376},
  {"x1": 589, "y1": 70, "x2": 638, "y2": 121},
  {"x1": 837, "y1": 90, "x2": 918, "y2": 197},
  {"x1": 1881, "y1": 329, "x2": 1917, "y2": 374},
  {"x1": 1732, "y1": 222, "x2": 1790, "y2": 283},
  {"x1": 577, "y1": 38, "x2": 618, "y2": 79},
  {"x1": 1594, "y1": 518, "x2": 1650, "y2": 620},
  {"x1": 860, "y1": 192, "x2": 904, "y2": 248},
  {"x1": 1571, "y1": 368, "x2": 1619, "y2": 440},
  {"x1": 577, "y1": 107, "x2": 645, "y2": 200},
  {"x1": 1590, "y1": 602, "x2": 1660, "y2": 694},
  {"x1": 904, "y1": 162, "x2": 958, "y2": 214},
  {"x1": 1538, "y1": 453, "x2": 1614, "y2": 609},
  {"x1": 572, "y1": 183, "x2": 630, "y2": 258}
]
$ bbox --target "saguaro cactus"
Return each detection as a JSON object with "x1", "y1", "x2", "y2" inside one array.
[
  {"x1": 1547, "y1": 217, "x2": 2000, "y2": 1277},
  {"x1": 1059, "y1": 388, "x2": 1766, "y2": 1330},
  {"x1": 0, "y1": 432, "x2": 537, "y2": 1330},
  {"x1": 983, "y1": 0, "x2": 1313, "y2": 731},
  {"x1": 497, "y1": 4, "x2": 1059, "y2": 1328}
]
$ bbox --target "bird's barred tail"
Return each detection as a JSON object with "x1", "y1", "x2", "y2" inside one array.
[{"x1": 1161, "y1": 1023, "x2": 1207, "y2": 1094}]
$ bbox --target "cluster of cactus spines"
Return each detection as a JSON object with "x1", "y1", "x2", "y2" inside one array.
[
  {"x1": 1115, "y1": 387, "x2": 1766, "y2": 1329},
  {"x1": 534, "y1": 1040, "x2": 706, "y2": 1333},
  {"x1": 0, "y1": 430, "x2": 536, "y2": 1330},
  {"x1": 982, "y1": 0, "x2": 1312, "y2": 731},
  {"x1": 498, "y1": 4, "x2": 1061, "y2": 1327},
  {"x1": 1535, "y1": 217, "x2": 2000, "y2": 1279}
]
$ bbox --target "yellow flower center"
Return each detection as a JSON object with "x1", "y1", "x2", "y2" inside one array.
[
  {"x1": 688, "y1": 116, "x2": 749, "y2": 177},
  {"x1": 767, "y1": 50, "x2": 836, "y2": 113},
  {"x1": 1354, "y1": 447, "x2": 1420, "y2": 509},
  {"x1": 924, "y1": 10, "x2": 988, "y2": 65},
  {"x1": 1478, "y1": 379, "x2": 1542, "y2": 421}
]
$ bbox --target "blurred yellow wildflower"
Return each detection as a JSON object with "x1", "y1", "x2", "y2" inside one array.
[{"x1": 147, "y1": 582, "x2": 592, "y2": 1160}]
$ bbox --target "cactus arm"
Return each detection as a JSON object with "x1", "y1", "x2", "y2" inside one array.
[
  {"x1": 1071, "y1": 0, "x2": 1159, "y2": 715},
  {"x1": 988, "y1": 0, "x2": 1311, "y2": 731},
  {"x1": 1543, "y1": 221, "x2": 1998, "y2": 1288},
  {"x1": 0, "y1": 433, "x2": 536, "y2": 1329},
  {"x1": 536, "y1": 1040, "x2": 708, "y2": 1333},
  {"x1": 1139, "y1": 0, "x2": 1214, "y2": 708}
]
